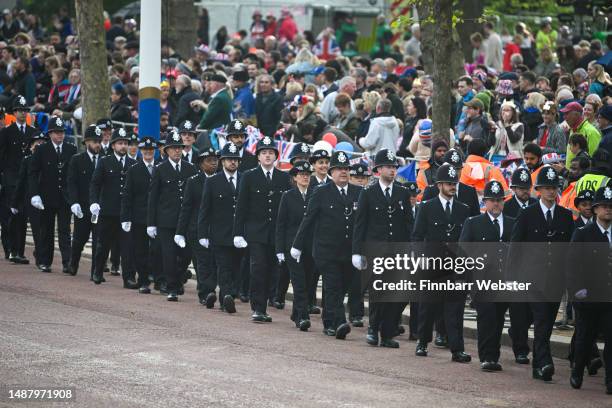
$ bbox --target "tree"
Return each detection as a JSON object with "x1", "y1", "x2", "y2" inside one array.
[
  {"x1": 75, "y1": 0, "x2": 110, "y2": 134},
  {"x1": 163, "y1": 0, "x2": 198, "y2": 61}
]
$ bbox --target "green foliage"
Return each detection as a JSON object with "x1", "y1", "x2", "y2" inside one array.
[{"x1": 484, "y1": 0, "x2": 571, "y2": 15}]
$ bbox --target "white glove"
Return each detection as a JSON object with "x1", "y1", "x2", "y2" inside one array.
[
  {"x1": 31, "y1": 195, "x2": 44, "y2": 210},
  {"x1": 146, "y1": 226, "x2": 157, "y2": 239},
  {"x1": 199, "y1": 238, "x2": 209, "y2": 248},
  {"x1": 174, "y1": 234, "x2": 186, "y2": 248},
  {"x1": 276, "y1": 253, "x2": 285, "y2": 263},
  {"x1": 70, "y1": 203, "x2": 83, "y2": 219},
  {"x1": 89, "y1": 203, "x2": 100, "y2": 216},
  {"x1": 121, "y1": 222, "x2": 131, "y2": 232},
  {"x1": 290, "y1": 247, "x2": 301, "y2": 263},
  {"x1": 233, "y1": 236, "x2": 248, "y2": 248},
  {"x1": 352, "y1": 254, "x2": 365, "y2": 270},
  {"x1": 10, "y1": 208, "x2": 18, "y2": 215},
  {"x1": 575, "y1": 289, "x2": 588, "y2": 300}
]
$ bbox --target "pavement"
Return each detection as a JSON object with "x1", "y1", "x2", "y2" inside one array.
[{"x1": 0, "y1": 246, "x2": 610, "y2": 407}]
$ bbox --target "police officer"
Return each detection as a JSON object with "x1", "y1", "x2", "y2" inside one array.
[
  {"x1": 67, "y1": 124, "x2": 101, "y2": 278},
  {"x1": 198, "y1": 143, "x2": 242, "y2": 311},
  {"x1": 179, "y1": 120, "x2": 199, "y2": 164},
  {"x1": 0, "y1": 95, "x2": 38, "y2": 264},
  {"x1": 574, "y1": 189, "x2": 595, "y2": 228},
  {"x1": 175, "y1": 147, "x2": 218, "y2": 304},
  {"x1": 96, "y1": 118, "x2": 113, "y2": 156},
  {"x1": 349, "y1": 163, "x2": 371, "y2": 188},
  {"x1": 90, "y1": 127, "x2": 137, "y2": 286},
  {"x1": 126, "y1": 131, "x2": 140, "y2": 161},
  {"x1": 289, "y1": 143, "x2": 311, "y2": 165},
  {"x1": 413, "y1": 163, "x2": 472, "y2": 363},
  {"x1": 353, "y1": 149, "x2": 414, "y2": 348},
  {"x1": 276, "y1": 160, "x2": 315, "y2": 330},
  {"x1": 10, "y1": 132, "x2": 46, "y2": 267},
  {"x1": 509, "y1": 165, "x2": 574, "y2": 381},
  {"x1": 568, "y1": 185, "x2": 612, "y2": 394},
  {"x1": 147, "y1": 130, "x2": 197, "y2": 301},
  {"x1": 121, "y1": 136, "x2": 158, "y2": 293},
  {"x1": 292, "y1": 151, "x2": 362, "y2": 339},
  {"x1": 29, "y1": 116, "x2": 76, "y2": 273},
  {"x1": 309, "y1": 149, "x2": 331, "y2": 188},
  {"x1": 233, "y1": 136, "x2": 291, "y2": 322},
  {"x1": 504, "y1": 167, "x2": 537, "y2": 219},
  {"x1": 459, "y1": 180, "x2": 515, "y2": 371}
]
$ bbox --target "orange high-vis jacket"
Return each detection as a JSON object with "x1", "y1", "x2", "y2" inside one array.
[
  {"x1": 4, "y1": 112, "x2": 34, "y2": 126},
  {"x1": 460, "y1": 155, "x2": 508, "y2": 196},
  {"x1": 559, "y1": 181, "x2": 578, "y2": 219},
  {"x1": 415, "y1": 160, "x2": 431, "y2": 201}
]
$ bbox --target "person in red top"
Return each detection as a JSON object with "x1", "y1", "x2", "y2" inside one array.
[
  {"x1": 263, "y1": 13, "x2": 277, "y2": 37},
  {"x1": 503, "y1": 34, "x2": 522, "y2": 72},
  {"x1": 278, "y1": 9, "x2": 297, "y2": 42}
]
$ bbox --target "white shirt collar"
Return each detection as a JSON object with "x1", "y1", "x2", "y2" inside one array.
[
  {"x1": 539, "y1": 199, "x2": 556, "y2": 218},
  {"x1": 87, "y1": 150, "x2": 96, "y2": 161},
  {"x1": 53, "y1": 142, "x2": 63, "y2": 150},
  {"x1": 315, "y1": 175, "x2": 328, "y2": 184},
  {"x1": 514, "y1": 195, "x2": 528, "y2": 208},
  {"x1": 379, "y1": 179, "x2": 393, "y2": 195},
  {"x1": 595, "y1": 220, "x2": 611, "y2": 239},
  {"x1": 488, "y1": 212, "x2": 503, "y2": 236},
  {"x1": 169, "y1": 158, "x2": 181, "y2": 170},
  {"x1": 580, "y1": 215, "x2": 592, "y2": 225},
  {"x1": 439, "y1": 194, "x2": 454, "y2": 209},
  {"x1": 143, "y1": 159, "x2": 154, "y2": 167},
  {"x1": 336, "y1": 184, "x2": 348, "y2": 194},
  {"x1": 261, "y1": 165, "x2": 274, "y2": 177},
  {"x1": 128, "y1": 154, "x2": 137, "y2": 160},
  {"x1": 223, "y1": 168, "x2": 237, "y2": 182},
  {"x1": 114, "y1": 152, "x2": 124, "y2": 163},
  {"x1": 102, "y1": 142, "x2": 109, "y2": 149}
]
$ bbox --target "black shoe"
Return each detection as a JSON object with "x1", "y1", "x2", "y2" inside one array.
[
  {"x1": 298, "y1": 319, "x2": 311, "y2": 331},
  {"x1": 309, "y1": 305, "x2": 321, "y2": 314},
  {"x1": 205, "y1": 292, "x2": 217, "y2": 309},
  {"x1": 239, "y1": 294, "x2": 249, "y2": 303},
  {"x1": 252, "y1": 312, "x2": 266, "y2": 323},
  {"x1": 351, "y1": 318, "x2": 364, "y2": 328},
  {"x1": 68, "y1": 265, "x2": 78, "y2": 276},
  {"x1": 415, "y1": 342, "x2": 428, "y2": 357},
  {"x1": 223, "y1": 295, "x2": 236, "y2": 313},
  {"x1": 569, "y1": 369, "x2": 583, "y2": 389},
  {"x1": 480, "y1": 361, "x2": 502, "y2": 372},
  {"x1": 263, "y1": 313, "x2": 272, "y2": 323},
  {"x1": 434, "y1": 334, "x2": 448, "y2": 348},
  {"x1": 10, "y1": 255, "x2": 29, "y2": 264},
  {"x1": 110, "y1": 268, "x2": 120, "y2": 276},
  {"x1": 273, "y1": 301, "x2": 285, "y2": 310},
  {"x1": 167, "y1": 293, "x2": 178, "y2": 302},
  {"x1": 159, "y1": 284, "x2": 168, "y2": 295},
  {"x1": 39, "y1": 265, "x2": 51, "y2": 273},
  {"x1": 515, "y1": 354, "x2": 530, "y2": 364},
  {"x1": 335, "y1": 323, "x2": 351, "y2": 340},
  {"x1": 366, "y1": 327, "x2": 379, "y2": 346},
  {"x1": 62, "y1": 265, "x2": 72, "y2": 274},
  {"x1": 451, "y1": 351, "x2": 472, "y2": 363},
  {"x1": 139, "y1": 286, "x2": 151, "y2": 294},
  {"x1": 123, "y1": 280, "x2": 139, "y2": 289},
  {"x1": 380, "y1": 338, "x2": 400, "y2": 348},
  {"x1": 397, "y1": 325, "x2": 405, "y2": 335},
  {"x1": 532, "y1": 364, "x2": 554, "y2": 381},
  {"x1": 177, "y1": 287, "x2": 184, "y2": 296},
  {"x1": 587, "y1": 357, "x2": 603, "y2": 376},
  {"x1": 323, "y1": 328, "x2": 336, "y2": 336},
  {"x1": 92, "y1": 274, "x2": 103, "y2": 284}
]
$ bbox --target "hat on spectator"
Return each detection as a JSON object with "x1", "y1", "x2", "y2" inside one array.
[
  {"x1": 195, "y1": 44, "x2": 210, "y2": 54},
  {"x1": 232, "y1": 70, "x2": 249, "y2": 82},
  {"x1": 475, "y1": 91, "x2": 492, "y2": 112},
  {"x1": 125, "y1": 40, "x2": 139, "y2": 50},
  {"x1": 560, "y1": 101, "x2": 583, "y2": 114},
  {"x1": 495, "y1": 79, "x2": 514, "y2": 96},
  {"x1": 499, "y1": 72, "x2": 518, "y2": 81},
  {"x1": 311, "y1": 66, "x2": 325, "y2": 76},
  {"x1": 418, "y1": 119, "x2": 432, "y2": 147},
  {"x1": 598, "y1": 104, "x2": 612, "y2": 122},
  {"x1": 465, "y1": 98, "x2": 484, "y2": 112},
  {"x1": 210, "y1": 74, "x2": 228, "y2": 84}
]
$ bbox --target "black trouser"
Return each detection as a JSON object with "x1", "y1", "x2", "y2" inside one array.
[
  {"x1": 475, "y1": 301, "x2": 508, "y2": 362},
  {"x1": 239, "y1": 247, "x2": 250, "y2": 297},
  {"x1": 0, "y1": 187, "x2": 12, "y2": 258},
  {"x1": 214, "y1": 244, "x2": 240, "y2": 303},
  {"x1": 530, "y1": 302, "x2": 560, "y2": 369},
  {"x1": 38, "y1": 204, "x2": 71, "y2": 267},
  {"x1": 369, "y1": 302, "x2": 402, "y2": 339},
  {"x1": 131, "y1": 223, "x2": 150, "y2": 287},
  {"x1": 568, "y1": 307, "x2": 601, "y2": 363},
  {"x1": 158, "y1": 227, "x2": 190, "y2": 294},
  {"x1": 7, "y1": 191, "x2": 26, "y2": 257},
  {"x1": 27, "y1": 205, "x2": 42, "y2": 265},
  {"x1": 409, "y1": 302, "x2": 419, "y2": 336},
  {"x1": 417, "y1": 298, "x2": 466, "y2": 353},
  {"x1": 110, "y1": 238, "x2": 120, "y2": 269},
  {"x1": 249, "y1": 242, "x2": 276, "y2": 314},
  {"x1": 190, "y1": 233, "x2": 215, "y2": 301},
  {"x1": 275, "y1": 261, "x2": 290, "y2": 303},
  {"x1": 508, "y1": 302, "x2": 533, "y2": 357},
  {"x1": 93, "y1": 215, "x2": 133, "y2": 282},
  {"x1": 286, "y1": 253, "x2": 309, "y2": 323},
  {"x1": 317, "y1": 257, "x2": 353, "y2": 330},
  {"x1": 573, "y1": 302, "x2": 612, "y2": 383},
  {"x1": 70, "y1": 212, "x2": 97, "y2": 278},
  {"x1": 149, "y1": 235, "x2": 163, "y2": 285},
  {"x1": 348, "y1": 269, "x2": 364, "y2": 321},
  {"x1": 307, "y1": 265, "x2": 320, "y2": 307}
]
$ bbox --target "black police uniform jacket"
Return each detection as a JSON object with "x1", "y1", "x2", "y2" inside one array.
[
  {"x1": 293, "y1": 182, "x2": 362, "y2": 262},
  {"x1": 238, "y1": 150, "x2": 258, "y2": 172},
  {"x1": 233, "y1": 167, "x2": 291, "y2": 245},
  {"x1": 422, "y1": 182, "x2": 480, "y2": 216},
  {"x1": 120, "y1": 160, "x2": 154, "y2": 225},
  {"x1": 198, "y1": 171, "x2": 241, "y2": 246},
  {"x1": 67, "y1": 151, "x2": 96, "y2": 211},
  {"x1": 176, "y1": 172, "x2": 207, "y2": 237},
  {"x1": 275, "y1": 187, "x2": 313, "y2": 255},
  {"x1": 10, "y1": 154, "x2": 32, "y2": 210},
  {"x1": 29, "y1": 141, "x2": 77, "y2": 208},
  {"x1": 90, "y1": 154, "x2": 136, "y2": 217},
  {"x1": 503, "y1": 195, "x2": 537, "y2": 219},
  {"x1": 147, "y1": 159, "x2": 197, "y2": 229},
  {"x1": 352, "y1": 183, "x2": 414, "y2": 254},
  {"x1": 0, "y1": 122, "x2": 37, "y2": 188}
]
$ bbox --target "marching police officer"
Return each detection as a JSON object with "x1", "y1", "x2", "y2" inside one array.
[
  {"x1": 349, "y1": 162, "x2": 372, "y2": 188},
  {"x1": 0, "y1": 96, "x2": 38, "y2": 264},
  {"x1": 413, "y1": 163, "x2": 472, "y2": 363},
  {"x1": 233, "y1": 136, "x2": 291, "y2": 322},
  {"x1": 29, "y1": 116, "x2": 76, "y2": 273},
  {"x1": 504, "y1": 167, "x2": 537, "y2": 219},
  {"x1": 10, "y1": 131, "x2": 46, "y2": 266},
  {"x1": 179, "y1": 120, "x2": 199, "y2": 164},
  {"x1": 422, "y1": 148, "x2": 480, "y2": 216},
  {"x1": 90, "y1": 127, "x2": 137, "y2": 286},
  {"x1": 289, "y1": 143, "x2": 311, "y2": 165},
  {"x1": 574, "y1": 189, "x2": 595, "y2": 228},
  {"x1": 309, "y1": 149, "x2": 331, "y2": 188},
  {"x1": 225, "y1": 119, "x2": 258, "y2": 172},
  {"x1": 198, "y1": 143, "x2": 242, "y2": 311},
  {"x1": 175, "y1": 147, "x2": 218, "y2": 304},
  {"x1": 276, "y1": 160, "x2": 315, "y2": 330},
  {"x1": 121, "y1": 136, "x2": 158, "y2": 293},
  {"x1": 568, "y1": 185, "x2": 612, "y2": 394},
  {"x1": 147, "y1": 130, "x2": 197, "y2": 301},
  {"x1": 353, "y1": 149, "x2": 414, "y2": 348},
  {"x1": 67, "y1": 124, "x2": 102, "y2": 278},
  {"x1": 459, "y1": 180, "x2": 515, "y2": 371},
  {"x1": 96, "y1": 118, "x2": 113, "y2": 156},
  {"x1": 509, "y1": 165, "x2": 574, "y2": 381},
  {"x1": 292, "y1": 151, "x2": 362, "y2": 339}
]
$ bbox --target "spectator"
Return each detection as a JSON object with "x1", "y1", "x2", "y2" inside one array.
[
  {"x1": 535, "y1": 17, "x2": 557, "y2": 54},
  {"x1": 597, "y1": 104, "x2": 612, "y2": 154},
  {"x1": 231, "y1": 70, "x2": 255, "y2": 123},
  {"x1": 398, "y1": 96, "x2": 427, "y2": 157},
  {"x1": 198, "y1": 74, "x2": 232, "y2": 131},
  {"x1": 537, "y1": 101, "x2": 567, "y2": 155},
  {"x1": 404, "y1": 23, "x2": 421, "y2": 61},
  {"x1": 359, "y1": 98, "x2": 400, "y2": 155},
  {"x1": 408, "y1": 118, "x2": 432, "y2": 160},
  {"x1": 174, "y1": 74, "x2": 200, "y2": 126},
  {"x1": 278, "y1": 10, "x2": 297, "y2": 42},
  {"x1": 521, "y1": 91, "x2": 545, "y2": 143},
  {"x1": 576, "y1": 39, "x2": 604, "y2": 70},
  {"x1": 483, "y1": 22, "x2": 503, "y2": 72},
  {"x1": 159, "y1": 80, "x2": 176, "y2": 121},
  {"x1": 583, "y1": 100, "x2": 601, "y2": 129},
  {"x1": 587, "y1": 62, "x2": 611, "y2": 98},
  {"x1": 503, "y1": 34, "x2": 522, "y2": 72},
  {"x1": 534, "y1": 47, "x2": 557, "y2": 78},
  {"x1": 333, "y1": 92, "x2": 360, "y2": 140},
  {"x1": 455, "y1": 76, "x2": 475, "y2": 132},
  {"x1": 490, "y1": 100, "x2": 524, "y2": 159},
  {"x1": 255, "y1": 74, "x2": 283, "y2": 137},
  {"x1": 110, "y1": 83, "x2": 132, "y2": 123},
  {"x1": 11, "y1": 56, "x2": 35, "y2": 105},
  {"x1": 459, "y1": 98, "x2": 490, "y2": 149},
  {"x1": 320, "y1": 76, "x2": 356, "y2": 124},
  {"x1": 561, "y1": 101, "x2": 601, "y2": 167}
]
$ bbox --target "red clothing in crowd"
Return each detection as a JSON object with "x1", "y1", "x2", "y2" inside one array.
[
  {"x1": 278, "y1": 17, "x2": 297, "y2": 41},
  {"x1": 503, "y1": 42, "x2": 521, "y2": 72}
]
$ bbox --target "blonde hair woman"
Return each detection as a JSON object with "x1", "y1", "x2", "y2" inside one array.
[
  {"x1": 587, "y1": 61, "x2": 611, "y2": 98},
  {"x1": 490, "y1": 100, "x2": 524, "y2": 159},
  {"x1": 522, "y1": 92, "x2": 546, "y2": 143}
]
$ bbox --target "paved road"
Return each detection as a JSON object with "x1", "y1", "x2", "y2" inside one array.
[{"x1": 0, "y1": 248, "x2": 609, "y2": 408}]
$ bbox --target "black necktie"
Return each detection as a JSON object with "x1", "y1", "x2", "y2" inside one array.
[
  {"x1": 20, "y1": 124, "x2": 25, "y2": 135},
  {"x1": 56, "y1": 145, "x2": 61, "y2": 156},
  {"x1": 604, "y1": 230, "x2": 610, "y2": 244},
  {"x1": 175, "y1": 163, "x2": 180, "y2": 174},
  {"x1": 340, "y1": 188, "x2": 347, "y2": 203},
  {"x1": 546, "y1": 209, "x2": 553, "y2": 226},
  {"x1": 493, "y1": 218, "x2": 500, "y2": 238},
  {"x1": 266, "y1": 171, "x2": 272, "y2": 183},
  {"x1": 445, "y1": 201, "x2": 451, "y2": 220},
  {"x1": 229, "y1": 176, "x2": 236, "y2": 193},
  {"x1": 385, "y1": 187, "x2": 391, "y2": 202},
  {"x1": 120, "y1": 157, "x2": 124, "y2": 168},
  {"x1": 92, "y1": 155, "x2": 97, "y2": 168}
]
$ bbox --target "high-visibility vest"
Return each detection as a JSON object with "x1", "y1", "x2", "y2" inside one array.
[
  {"x1": 560, "y1": 174, "x2": 610, "y2": 219},
  {"x1": 4, "y1": 112, "x2": 34, "y2": 126},
  {"x1": 416, "y1": 160, "x2": 431, "y2": 201}
]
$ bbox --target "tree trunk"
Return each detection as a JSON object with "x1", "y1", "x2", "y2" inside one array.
[
  {"x1": 163, "y1": 0, "x2": 198, "y2": 60},
  {"x1": 456, "y1": 0, "x2": 484, "y2": 62},
  {"x1": 75, "y1": 0, "x2": 110, "y2": 134},
  {"x1": 416, "y1": 2, "x2": 434, "y2": 74}
]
